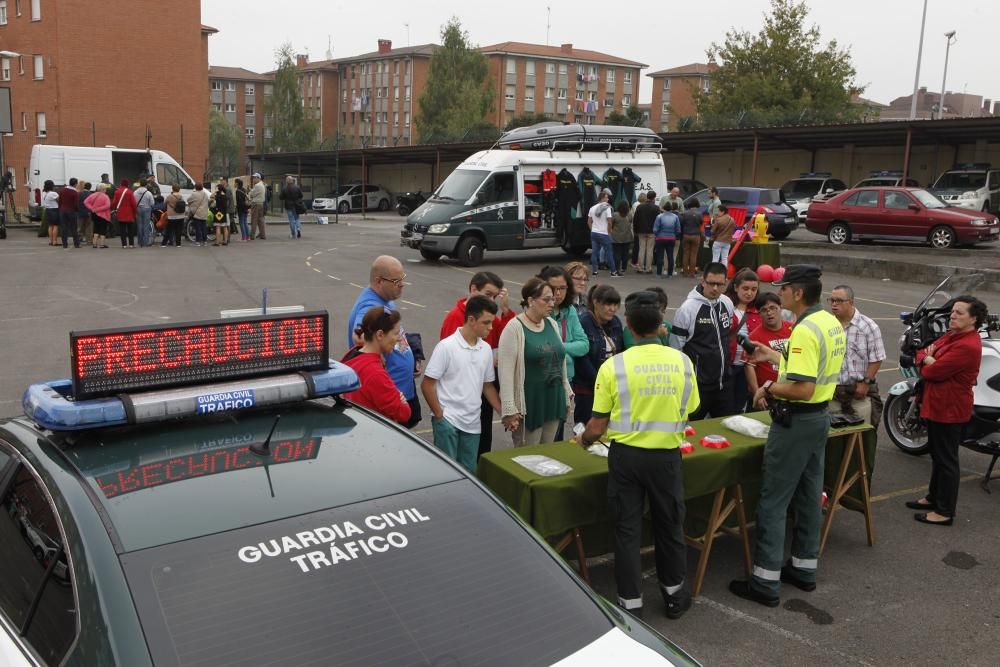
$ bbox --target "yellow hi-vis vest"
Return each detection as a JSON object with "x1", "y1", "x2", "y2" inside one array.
[
  {"x1": 778, "y1": 305, "x2": 846, "y2": 404},
  {"x1": 593, "y1": 342, "x2": 700, "y2": 449}
]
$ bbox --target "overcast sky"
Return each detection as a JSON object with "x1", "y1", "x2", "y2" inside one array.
[{"x1": 203, "y1": 0, "x2": 999, "y2": 107}]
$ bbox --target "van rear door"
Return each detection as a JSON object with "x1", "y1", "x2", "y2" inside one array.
[{"x1": 112, "y1": 151, "x2": 151, "y2": 187}]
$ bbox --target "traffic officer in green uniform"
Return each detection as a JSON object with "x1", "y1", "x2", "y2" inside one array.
[
  {"x1": 574, "y1": 291, "x2": 700, "y2": 619},
  {"x1": 730, "y1": 264, "x2": 846, "y2": 607}
]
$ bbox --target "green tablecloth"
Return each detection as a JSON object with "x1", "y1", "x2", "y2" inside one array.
[
  {"x1": 477, "y1": 412, "x2": 873, "y2": 541},
  {"x1": 692, "y1": 242, "x2": 781, "y2": 272}
]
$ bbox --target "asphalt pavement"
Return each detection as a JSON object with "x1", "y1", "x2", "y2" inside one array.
[{"x1": 1, "y1": 215, "x2": 998, "y2": 666}]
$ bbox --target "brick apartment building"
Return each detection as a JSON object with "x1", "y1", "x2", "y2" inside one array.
[
  {"x1": 208, "y1": 66, "x2": 273, "y2": 167},
  {"x1": 0, "y1": 0, "x2": 213, "y2": 210},
  {"x1": 646, "y1": 62, "x2": 717, "y2": 132},
  {"x1": 881, "y1": 86, "x2": 999, "y2": 121},
  {"x1": 479, "y1": 42, "x2": 645, "y2": 128}
]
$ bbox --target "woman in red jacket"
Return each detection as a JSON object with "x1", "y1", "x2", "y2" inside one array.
[
  {"x1": 908, "y1": 296, "x2": 988, "y2": 526},
  {"x1": 111, "y1": 179, "x2": 138, "y2": 248},
  {"x1": 340, "y1": 306, "x2": 412, "y2": 425}
]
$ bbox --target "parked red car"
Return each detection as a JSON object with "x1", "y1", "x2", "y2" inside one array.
[{"x1": 805, "y1": 187, "x2": 1000, "y2": 248}]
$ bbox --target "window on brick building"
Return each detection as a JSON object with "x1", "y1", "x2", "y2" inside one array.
[
  {"x1": 575, "y1": 90, "x2": 583, "y2": 101},
  {"x1": 246, "y1": 84, "x2": 255, "y2": 95},
  {"x1": 0, "y1": 58, "x2": 8, "y2": 81},
  {"x1": 526, "y1": 60, "x2": 535, "y2": 76},
  {"x1": 702, "y1": 78, "x2": 711, "y2": 93},
  {"x1": 393, "y1": 60, "x2": 399, "y2": 74},
  {"x1": 589, "y1": 65, "x2": 597, "y2": 76},
  {"x1": 505, "y1": 85, "x2": 515, "y2": 100},
  {"x1": 264, "y1": 84, "x2": 273, "y2": 95},
  {"x1": 35, "y1": 111, "x2": 45, "y2": 136},
  {"x1": 545, "y1": 62, "x2": 555, "y2": 74},
  {"x1": 393, "y1": 86, "x2": 399, "y2": 100},
  {"x1": 524, "y1": 86, "x2": 534, "y2": 101},
  {"x1": 623, "y1": 94, "x2": 631, "y2": 106},
  {"x1": 246, "y1": 127, "x2": 254, "y2": 139},
  {"x1": 31, "y1": 0, "x2": 39, "y2": 20},
  {"x1": 559, "y1": 63, "x2": 567, "y2": 74},
  {"x1": 661, "y1": 102, "x2": 670, "y2": 113},
  {"x1": 393, "y1": 111, "x2": 399, "y2": 127},
  {"x1": 211, "y1": 81, "x2": 222, "y2": 90},
  {"x1": 404, "y1": 111, "x2": 410, "y2": 126},
  {"x1": 17, "y1": 55, "x2": 23, "y2": 74},
  {"x1": 225, "y1": 103, "x2": 236, "y2": 112},
  {"x1": 558, "y1": 88, "x2": 566, "y2": 99},
  {"x1": 404, "y1": 60, "x2": 410, "y2": 75},
  {"x1": 32, "y1": 54, "x2": 42, "y2": 79},
  {"x1": 225, "y1": 81, "x2": 236, "y2": 91},
  {"x1": 606, "y1": 68, "x2": 615, "y2": 83},
  {"x1": 588, "y1": 91, "x2": 597, "y2": 101},
  {"x1": 604, "y1": 96, "x2": 613, "y2": 108},
  {"x1": 404, "y1": 85, "x2": 410, "y2": 100},
  {"x1": 20, "y1": 111, "x2": 27, "y2": 131},
  {"x1": 506, "y1": 58, "x2": 515, "y2": 75},
  {"x1": 544, "y1": 87, "x2": 553, "y2": 99},
  {"x1": 0, "y1": 1, "x2": 8, "y2": 25},
  {"x1": 246, "y1": 105, "x2": 255, "y2": 116},
  {"x1": 212, "y1": 103, "x2": 221, "y2": 111},
  {"x1": 624, "y1": 71, "x2": 632, "y2": 84}
]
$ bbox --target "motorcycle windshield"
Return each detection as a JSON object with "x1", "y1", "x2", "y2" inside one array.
[{"x1": 915, "y1": 274, "x2": 985, "y2": 313}]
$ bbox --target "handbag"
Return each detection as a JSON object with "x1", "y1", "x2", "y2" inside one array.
[
  {"x1": 110, "y1": 190, "x2": 125, "y2": 225},
  {"x1": 153, "y1": 209, "x2": 167, "y2": 231},
  {"x1": 295, "y1": 200, "x2": 307, "y2": 215}
]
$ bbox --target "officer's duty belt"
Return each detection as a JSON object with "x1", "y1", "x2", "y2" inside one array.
[{"x1": 778, "y1": 401, "x2": 828, "y2": 414}]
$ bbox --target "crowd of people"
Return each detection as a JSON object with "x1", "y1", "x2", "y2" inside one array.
[
  {"x1": 340, "y1": 251, "x2": 990, "y2": 618},
  {"x1": 38, "y1": 173, "x2": 306, "y2": 248}
]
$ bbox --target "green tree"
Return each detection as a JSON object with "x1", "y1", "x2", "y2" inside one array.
[
  {"x1": 207, "y1": 107, "x2": 242, "y2": 178},
  {"x1": 604, "y1": 106, "x2": 646, "y2": 127},
  {"x1": 695, "y1": 0, "x2": 864, "y2": 129},
  {"x1": 263, "y1": 43, "x2": 320, "y2": 152},
  {"x1": 504, "y1": 112, "x2": 553, "y2": 131},
  {"x1": 416, "y1": 17, "x2": 495, "y2": 142}
]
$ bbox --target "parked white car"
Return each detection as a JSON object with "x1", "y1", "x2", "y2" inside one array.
[{"x1": 312, "y1": 183, "x2": 392, "y2": 213}]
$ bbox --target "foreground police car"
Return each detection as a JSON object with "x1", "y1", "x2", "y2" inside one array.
[{"x1": 0, "y1": 311, "x2": 697, "y2": 666}]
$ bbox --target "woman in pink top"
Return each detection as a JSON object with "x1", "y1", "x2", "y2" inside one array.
[{"x1": 83, "y1": 184, "x2": 112, "y2": 248}]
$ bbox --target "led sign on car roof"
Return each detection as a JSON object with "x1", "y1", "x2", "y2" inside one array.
[{"x1": 70, "y1": 312, "x2": 329, "y2": 400}]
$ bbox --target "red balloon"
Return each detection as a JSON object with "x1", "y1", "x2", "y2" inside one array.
[
  {"x1": 773, "y1": 266, "x2": 786, "y2": 282},
  {"x1": 756, "y1": 264, "x2": 775, "y2": 282}
]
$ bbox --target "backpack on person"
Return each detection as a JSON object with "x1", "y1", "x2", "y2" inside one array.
[{"x1": 173, "y1": 198, "x2": 186, "y2": 214}]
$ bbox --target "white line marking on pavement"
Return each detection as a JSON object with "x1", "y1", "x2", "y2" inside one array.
[
  {"x1": 312, "y1": 267, "x2": 322, "y2": 273},
  {"x1": 400, "y1": 300, "x2": 425, "y2": 308},
  {"x1": 692, "y1": 595, "x2": 876, "y2": 667},
  {"x1": 327, "y1": 247, "x2": 338, "y2": 251},
  {"x1": 349, "y1": 283, "x2": 364, "y2": 289},
  {"x1": 326, "y1": 275, "x2": 341, "y2": 281}
]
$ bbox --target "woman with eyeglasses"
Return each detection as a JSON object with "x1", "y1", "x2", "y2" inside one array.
[
  {"x1": 498, "y1": 278, "x2": 572, "y2": 446},
  {"x1": 573, "y1": 284, "x2": 624, "y2": 427},
  {"x1": 340, "y1": 306, "x2": 412, "y2": 426},
  {"x1": 565, "y1": 261, "x2": 590, "y2": 312},
  {"x1": 538, "y1": 267, "x2": 589, "y2": 440}
]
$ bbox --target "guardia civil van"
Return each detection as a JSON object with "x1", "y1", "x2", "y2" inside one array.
[
  {"x1": 401, "y1": 123, "x2": 667, "y2": 266},
  {"x1": 0, "y1": 311, "x2": 698, "y2": 666}
]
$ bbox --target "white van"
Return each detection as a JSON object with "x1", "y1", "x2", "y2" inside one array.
[
  {"x1": 26, "y1": 145, "x2": 196, "y2": 219},
  {"x1": 400, "y1": 124, "x2": 666, "y2": 266}
]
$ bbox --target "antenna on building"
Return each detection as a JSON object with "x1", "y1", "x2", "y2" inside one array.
[
  {"x1": 546, "y1": 7, "x2": 551, "y2": 45},
  {"x1": 404, "y1": 23, "x2": 410, "y2": 47},
  {"x1": 326, "y1": 36, "x2": 333, "y2": 60}
]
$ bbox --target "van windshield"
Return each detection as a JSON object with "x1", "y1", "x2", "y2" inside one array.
[
  {"x1": 935, "y1": 171, "x2": 986, "y2": 190},
  {"x1": 433, "y1": 170, "x2": 489, "y2": 202}
]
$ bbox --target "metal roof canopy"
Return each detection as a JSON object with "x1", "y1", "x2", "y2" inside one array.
[{"x1": 248, "y1": 117, "x2": 1000, "y2": 185}]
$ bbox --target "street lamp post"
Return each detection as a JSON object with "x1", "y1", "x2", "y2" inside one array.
[
  {"x1": 909, "y1": 0, "x2": 928, "y2": 120},
  {"x1": 936, "y1": 31, "x2": 957, "y2": 120}
]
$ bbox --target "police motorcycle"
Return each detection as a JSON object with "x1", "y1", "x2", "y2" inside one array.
[
  {"x1": 883, "y1": 273, "x2": 1000, "y2": 489},
  {"x1": 396, "y1": 191, "x2": 427, "y2": 216}
]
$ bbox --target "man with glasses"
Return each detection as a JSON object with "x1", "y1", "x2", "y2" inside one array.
[
  {"x1": 742, "y1": 292, "x2": 793, "y2": 399},
  {"x1": 440, "y1": 271, "x2": 515, "y2": 458},
  {"x1": 669, "y1": 262, "x2": 736, "y2": 419},
  {"x1": 347, "y1": 255, "x2": 421, "y2": 427},
  {"x1": 827, "y1": 285, "x2": 886, "y2": 426}
]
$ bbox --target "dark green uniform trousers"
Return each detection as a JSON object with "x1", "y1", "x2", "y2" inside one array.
[{"x1": 751, "y1": 410, "x2": 830, "y2": 596}]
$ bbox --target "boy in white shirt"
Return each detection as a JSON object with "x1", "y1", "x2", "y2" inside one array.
[{"x1": 422, "y1": 296, "x2": 502, "y2": 472}]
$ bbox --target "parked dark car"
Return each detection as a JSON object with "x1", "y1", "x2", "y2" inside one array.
[
  {"x1": 805, "y1": 186, "x2": 1000, "y2": 248},
  {"x1": 683, "y1": 186, "x2": 799, "y2": 239}
]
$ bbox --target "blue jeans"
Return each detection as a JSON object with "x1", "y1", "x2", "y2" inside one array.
[
  {"x1": 591, "y1": 232, "x2": 614, "y2": 273},
  {"x1": 238, "y1": 210, "x2": 250, "y2": 239},
  {"x1": 193, "y1": 218, "x2": 207, "y2": 243},
  {"x1": 431, "y1": 416, "x2": 480, "y2": 473},
  {"x1": 136, "y1": 207, "x2": 152, "y2": 246},
  {"x1": 286, "y1": 208, "x2": 301, "y2": 237}
]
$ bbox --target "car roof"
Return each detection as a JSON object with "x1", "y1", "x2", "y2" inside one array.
[{"x1": 55, "y1": 400, "x2": 463, "y2": 552}]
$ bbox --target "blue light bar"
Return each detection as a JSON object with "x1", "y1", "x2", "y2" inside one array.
[
  {"x1": 798, "y1": 172, "x2": 832, "y2": 177},
  {"x1": 23, "y1": 361, "x2": 360, "y2": 432}
]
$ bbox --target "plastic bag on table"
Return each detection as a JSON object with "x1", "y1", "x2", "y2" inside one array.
[
  {"x1": 512, "y1": 455, "x2": 573, "y2": 477},
  {"x1": 720, "y1": 415, "x2": 770, "y2": 439}
]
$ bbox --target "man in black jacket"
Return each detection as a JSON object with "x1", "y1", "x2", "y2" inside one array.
[
  {"x1": 632, "y1": 192, "x2": 660, "y2": 274},
  {"x1": 279, "y1": 175, "x2": 304, "y2": 239},
  {"x1": 668, "y1": 262, "x2": 736, "y2": 418}
]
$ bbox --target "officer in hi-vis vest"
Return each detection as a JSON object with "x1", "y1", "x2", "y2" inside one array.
[
  {"x1": 730, "y1": 264, "x2": 846, "y2": 607},
  {"x1": 575, "y1": 291, "x2": 700, "y2": 620}
]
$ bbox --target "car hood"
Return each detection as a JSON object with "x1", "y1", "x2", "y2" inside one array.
[
  {"x1": 930, "y1": 187, "x2": 976, "y2": 196},
  {"x1": 926, "y1": 206, "x2": 996, "y2": 222},
  {"x1": 405, "y1": 200, "x2": 468, "y2": 229}
]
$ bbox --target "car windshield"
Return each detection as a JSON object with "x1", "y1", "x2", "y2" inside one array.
[
  {"x1": 433, "y1": 169, "x2": 489, "y2": 201},
  {"x1": 757, "y1": 189, "x2": 783, "y2": 205},
  {"x1": 781, "y1": 179, "x2": 823, "y2": 198},
  {"x1": 917, "y1": 274, "x2": 986, "y2": 313},
  {"x1": 910, "y1": 189, "x2": 947, "y2": 209},
  {"x1": 65, "y1": 402, "x2": 464, "y2": 551},
  {"x1": 934, "y1": 171, "x2": 987, "y2": 190},
  {"x1": 120, "y1": 477, "x2": 614, "y2": 667}
]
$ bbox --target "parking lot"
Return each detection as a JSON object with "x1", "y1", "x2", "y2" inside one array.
[{"x1": 1, "y1": 216, "x2": 998, "y2": 666}]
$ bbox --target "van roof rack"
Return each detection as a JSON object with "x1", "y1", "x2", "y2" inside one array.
[{"x1": 497, "y1": 123, "x2": 662, "y2": 153}]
